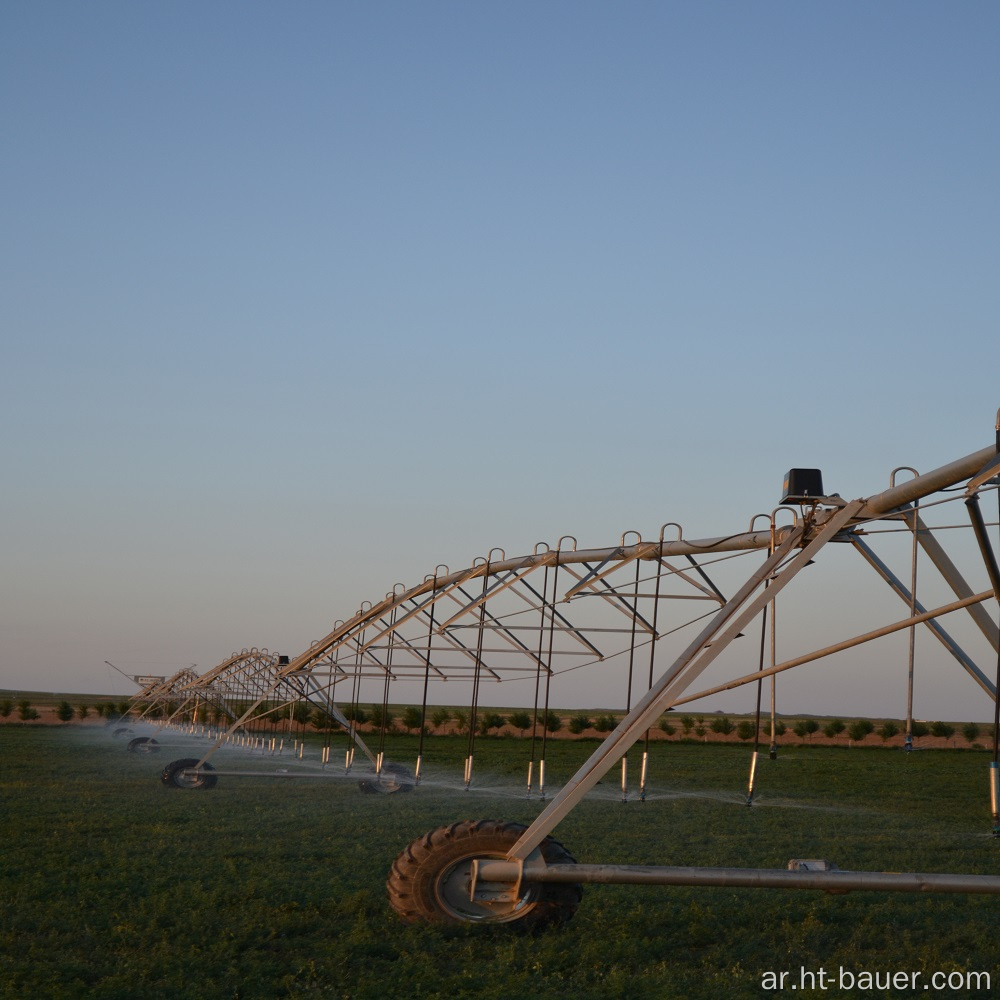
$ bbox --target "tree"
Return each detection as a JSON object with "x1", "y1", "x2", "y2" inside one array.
[
  {"x1": 594, "y1": 715, "x2": 616, "y2": 733},
  {"x1": 930, "y1": 721, "x2": 955, "y2": 744},
  {"x1": 0, "y1": 699, "x2": 13, "y2": 718},
  {"x1": 910, "y1": 721, "x2": 930, "y2": 741},
  {"x1": 773, "y1": 720, "x2": 787, "y2": 737},
  {"x1": 568, "y1": 714, "x2": 592, "y2": 735},
  {"x1": 401, "y1": 706, "x2": 424, "y2": 733},
  {"x1": 710, "y1": 716, "x2": 733, "y2": 736},
  {"x1": 310, "y1": 707, "x2": 334, "y2": 731},
  {"x1": 680, "y1": 714, "x2": 695, "y2": 735},
  {"x1": 343, "y1": 704, "x2": 368, "y2": 726},
  {"x1": 76, "y1": 704, "x2": 89, "y2": 720},
  {"x1": 823, "y1": 719, "x2": 846, "y2": 740},
  {"x1": 478, "y1": 712, "x2": 506, "y2": 736},
  {"x1": 879, "y1": 720, "x2": 899, "y2": 742},
  {"x1": 657, "y1": 717, "x2": 676, "y2": 736},
  {"x1": 369, "y1": 704, "x2": 394, "y2": 731},
  {"x1": 431, "y1": 707, "x2": 452, "y2": 731},
  {"x1": 736, "y1": 720, "x2": 756, "y2": 742},
  {"x1": 544, "y1": 710, "x2": 562, "y2": 733},
  {"x1": 508, "y1": 711, "x2": 532, "y2": 734},
  {"x1": 694, "y1": 724, "x2": 707, "y2": 741},
  {"x1": 963, "y1": 722, "x2": 980, "y2": 745},
  {"x1": 55, "y1": 701, "x2": 74, "y2": 723},
  {"x1": 847, "y1": 719, "x2": 874, "y2": 743},
  {"x1": 451, "y1": 709, "x2": 468, "y2": 734},
  {"x1": 17, "y1": 700, "x2": 39, "y2": 721}
]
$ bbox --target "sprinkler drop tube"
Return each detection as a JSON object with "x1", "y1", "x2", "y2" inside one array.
[
  {"x1": 539, "y1": 759, "x2": 546, "y2": 800},
  {"x1": 464, "y1": 755, "x2": 473, "y2": 788},
  {"x1": 990, "y1": 762, "x2": 1000, "y2": 836},
  {"x1": 414, "y1": 755, "x2": 422, "y2": 783},
  {"x1": 639, "y1": 751, "x2": 649, "y2": 801},
  {"x1": 746, "y1": 751, "x2": 759, "y2": 806},
  {"x1": 621, "y1": 756, "x2": 628, "y2": 803},
  {"x1": 526, "y1": 760, "x2": 534, "y2": 796},
  {"x1": 376, "y1": 751, "x2": 384, "y2": 775}
]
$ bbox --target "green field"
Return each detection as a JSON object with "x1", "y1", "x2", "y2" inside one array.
[{"x1": 2, "y1": 726, "x2": 997, "y2": 999}]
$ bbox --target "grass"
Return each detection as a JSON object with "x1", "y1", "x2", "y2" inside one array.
[{"x1": 2, "y1": 726, "x2": 998, "y2": 999}]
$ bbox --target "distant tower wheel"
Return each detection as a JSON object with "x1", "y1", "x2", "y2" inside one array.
[
  {"x1": 387, "y1": 820, "x2": 581, "y2": 927},
  {"x1": 160, "y1": 758, "x2": 217, "y2": 789},
  {"x1": 127, "y1": 736, "x2": 160, "y2": 753}
]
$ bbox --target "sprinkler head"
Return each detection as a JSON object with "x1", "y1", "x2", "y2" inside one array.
[{"x1": 769, "y1": 745, "x2": 778, "y2": 760}]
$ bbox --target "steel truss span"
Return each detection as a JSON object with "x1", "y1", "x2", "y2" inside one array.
[{"x1": 146, "y1": 425, "x2": 1000, "y2": 927}]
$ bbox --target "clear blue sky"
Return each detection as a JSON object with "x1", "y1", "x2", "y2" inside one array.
[{"x1": 2, "y1": 2, "x2": 998, "y2": 720}]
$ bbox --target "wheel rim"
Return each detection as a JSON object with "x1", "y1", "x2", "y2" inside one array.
[
  {"x1": 433, "y1": 851, "x2": 540, "y2": 923},
  {"x1": 173, "y1": 767, "x2": 206, "y2": 788}
]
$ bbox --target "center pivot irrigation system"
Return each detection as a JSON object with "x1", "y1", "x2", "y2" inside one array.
[{"x1": 153, "y1": 419, "x2": 1000, "y2": 928}]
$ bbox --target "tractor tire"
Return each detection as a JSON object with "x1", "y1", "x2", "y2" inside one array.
[
  {"x1": 160, "y1": 757, "x2": 217, "y2": 789},
  {"x1": 387, "y1": 820, "x2": 581, "y2": 928}
]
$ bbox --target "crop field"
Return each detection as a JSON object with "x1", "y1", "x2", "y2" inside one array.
[{"x1": 2, "y1": 726, "x2": 998, "y2": 999}]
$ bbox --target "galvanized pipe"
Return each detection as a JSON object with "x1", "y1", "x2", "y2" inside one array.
[
  {"x1": 666, "y1": 588, "x2": 993, "y2": 710},
  {"x1": 475, "y1": 861, "x2": 1000, "y2": 895},
  {"x1": 859, "y1": 445, "x2": 996, "y2": 519}
]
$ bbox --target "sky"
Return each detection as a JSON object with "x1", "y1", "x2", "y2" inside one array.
[{"x1": 2, "y1": 2, "x2": 999, "y2": 721}]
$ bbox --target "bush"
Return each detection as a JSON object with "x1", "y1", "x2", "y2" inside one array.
[
  {"x1": 963, "y1": 722, "x2": 980, "y2": 745},
  {"x1": 736, "y1": 720, "x2": 756, "y2": 742},
  {"x1": 76, "y1": 704, "x2": 89, "y2": 720},
  {"x1": 773, "y1": 720, "x2": 787, "y2": 737},
  {"x1": 310, "y1": 708, "x2": 335, "y2": 731},
  {"x1": 0, "y1": 699, "x2": 13, "y2": 718},
  {"x1": 431, "y1": 707, "x2": 452, "y2": 731},
  {"x1": 793, "y1": 719, "x2": 819, "y2": 740},
  {"x1": 368, "y1": 704, "x2": 395, "y2": 731},
  {"x1": 823, "y1": 719, "x2": 846, "y2": 740},
  {"x1": 911, "y1": 721, "x2": 930, "y2": 740},
  {"x1": 451, "y1": 709, "x2": 468, "y2": 734},
  {"x1": 343, "y1": 704, "x2": 368, "y2": 725},
  {"x1": 879, "y1": 721, "x2": 899, "y2": 742},
  {"x1": 568, "y1": 714, "x2": 592, "y2": 735},
  {"x1": 594, "y1": 715, "x2": 617, "y2": 733},
  {"x1": 657, "y1": 716, "x2": 675, "y2": 736},
  {"x1": 17, "y1": 700, "x2": 39, "y2": 721},
  {"x1": 508, "y1": 711, "x2": 532, "y2": 734},
  {"x1": 848, "y1": 719, "x2": 874, "y2": 743},
  {"x1": 55, "y1": 701, "x2": 74, "y2": 723},
  {"x1": 710, "y1": 716, "x2": 733, "y2": 736},
  {"x1": 401, "y1": 706, "x2": 423, "y2": 733},
  {"x1": 680, "y1": 714, "x2": 695, "y2": 735},
  {"x1": 930, "y1": 721, "x2": 955, "y2": 743},
  {"x1": 544, "y1": 710, "x2": 562, "y2": 733}
]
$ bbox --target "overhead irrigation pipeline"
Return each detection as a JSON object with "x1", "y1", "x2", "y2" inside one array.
[{"x1": 274, "y1": 443, "x2": 1000, "y2": 681}]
